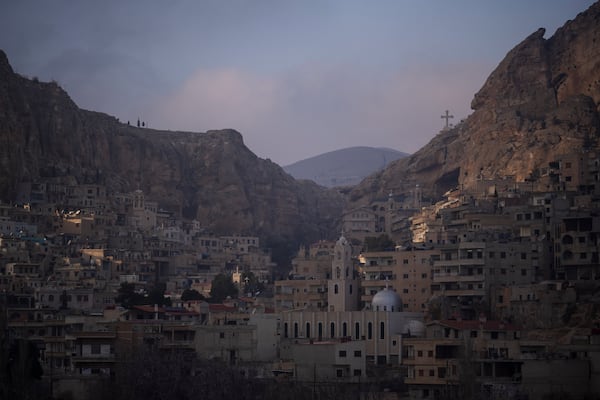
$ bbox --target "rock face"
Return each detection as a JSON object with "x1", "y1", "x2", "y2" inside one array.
[
  {"x1": 0, "y1": 51, "x2": 345, "y2": 242},
  {"x1": 349, "y1": 2, "x2": 600, "y2": 206}
]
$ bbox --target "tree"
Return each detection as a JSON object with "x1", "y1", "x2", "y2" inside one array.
[
  {"x1": 146, "y1": 284, "x2": 171, "y2": 307},
  {"x1": 241, "y1": 271, "x2": 264, "y2": 296},
  {"x1": 181, "y1": 289, "x2": 205, "y2": 302},
  {"x1": 115, "y1": 282, "x2": 144, "y2": 308},
  {"x1": 209, "y1": 274, "x2": 238, "y2": 303},
  {"x1": 363, "y1": 234, "x2": 395, "y2": 252}
]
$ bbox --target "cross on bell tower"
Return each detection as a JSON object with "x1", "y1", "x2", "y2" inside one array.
[{"x1": 441, "y1": 110, "x2": 454, "y2": 129}]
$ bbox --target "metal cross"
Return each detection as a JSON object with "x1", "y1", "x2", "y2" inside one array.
[{"x1": 441, "y1": 110, "x2": 454, "y2": 128}]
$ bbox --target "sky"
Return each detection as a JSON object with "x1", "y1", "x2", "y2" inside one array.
[{"x1": 0, "y1": 1, "x2": 596, "y2": 166}]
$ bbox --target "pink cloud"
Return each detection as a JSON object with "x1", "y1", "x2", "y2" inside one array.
[{"x1": 152, "y1": 61, "x2": 491, "y2": 165}]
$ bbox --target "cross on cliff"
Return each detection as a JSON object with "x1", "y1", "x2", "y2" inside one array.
[{"x1": 441, "y1": 110, "x2": 454, "y2": 129}]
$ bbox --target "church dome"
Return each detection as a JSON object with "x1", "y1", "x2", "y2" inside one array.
[
  {"x1": 371, "y1": 287, "x2": 402, "y2": 312},
  {"x1": 403, "y1": 320, "x2": 425, "y2": 337}
]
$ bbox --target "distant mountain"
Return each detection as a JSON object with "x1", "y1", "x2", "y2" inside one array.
[{"x1": 283, "y1": 147, "x2": 408, "y2": 188}]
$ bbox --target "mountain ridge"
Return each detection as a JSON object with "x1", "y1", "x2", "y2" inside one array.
[
  {"x1": 0, "y1": 51, "x2": 346, "y2": 245},
  {"x1": 348, "y1": 2, "x2": 600, "y2": 207}
]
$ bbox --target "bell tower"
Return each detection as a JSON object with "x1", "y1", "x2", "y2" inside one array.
[{"x1": 327, "y1": 234, "x2": 359, "y2": 312}]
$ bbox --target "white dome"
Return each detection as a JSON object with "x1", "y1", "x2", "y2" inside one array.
[
  {"x1": 372, "y1": 287, "x2": 402, "y2": 312},
  {"x1": 403, "y1": 320, "x2": 425, "y2": 337}
]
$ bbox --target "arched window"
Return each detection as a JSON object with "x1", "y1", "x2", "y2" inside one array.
[
  {"x1": 342, "y1": 322, "x2": 347, "y2": 337},
  {"x1": 294, "y1": 323, "x2": 298, "y2": 338},
  {"x1": 306, "y1": 322, "x2": 311, "y2": 338},
  {"x1": 355, "y1": 322, "x2": 360, "y2": 340},
  {"x1": 318, "y1": 322, "x2": 323, "y2": 339},
  {"x1": 284, "y1": 323, "x2": 289, "y2": 338},
  {"x1": 334, "y1": 284, "x2": 339, "y2": 294},
  {"x1": 349, "y1": 284, "x2": 353, "y2": 294},
  {"x1": 367, "y1": 322, "x2": 372, "y2": 340},
  {"x1": 330, "y1": 322, "x2": 336, "y2": 338},
  {"x1": 380, "y1": 322, "x2": 385, "y2": 340}
]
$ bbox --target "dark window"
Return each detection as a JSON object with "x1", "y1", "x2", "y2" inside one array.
[
  {"x1": 91, "y1": 344, "x2": 101, "y2": 354},
  {"x1": 354, "y1": 350, "x2": 362, "y2": 357},
  {"x1": 339, "y1": 350, "x2": 347, "y2": 357}
]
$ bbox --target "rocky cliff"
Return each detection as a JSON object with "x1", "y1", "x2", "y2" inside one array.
[
  {"x1": 349, "y1": 2, "x2": 600, "y2": 205},
  {"x1": 0, "y1": 51, "x2": 345, "y2": 242}
]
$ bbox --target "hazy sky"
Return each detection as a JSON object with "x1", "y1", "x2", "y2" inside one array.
[{"x1": 0, "y1": 1, "x2": 595, "y2": 165}]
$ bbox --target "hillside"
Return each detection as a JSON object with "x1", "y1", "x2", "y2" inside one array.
[
  {"x1": 0, "y1": 50, "x2": 345, "y2": 244},
  {"x1": 349, "y1": 2, "x2": 600, "y2": 206},
  {"x1": 283, "y1": 147, "x2": 407, "y2": 188}
]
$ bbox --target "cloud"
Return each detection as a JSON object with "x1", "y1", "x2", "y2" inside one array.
[{"x1": 152, "y1": 61, "x2": 490, "y2": 166}]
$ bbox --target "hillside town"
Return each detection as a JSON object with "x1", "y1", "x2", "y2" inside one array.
[{"x1": 2, "y1": 148, "x2": 599, "y2": 400}]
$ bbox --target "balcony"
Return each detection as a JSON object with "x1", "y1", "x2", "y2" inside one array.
[
  {"x1": 433, "y1": 273, "x2": 485, "y2": 283},
  {"x1": 434, "y1": 258, "x2": 485, "y2": 268},
  {"x1": 435, "y1": 288, "x2": 486, "y2": 297}
]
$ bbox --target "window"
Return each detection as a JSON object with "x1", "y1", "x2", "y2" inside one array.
[
  {"x1": 355, "y1": 322, "x2": 360, "y2": 340},
  {"x1": 306, "y1": 322, "x2": 311, "y2": 338},
  {"x1": 380, "y1": 322, "x2": 385, "y2": 340},
  {"x1": 418, "y1": 350, "x2": 423, "y2": 357},
  {"x1": 429, "y1": 370, "x2": 435, "y2": 377},
  {"x1": 354, "y1": 350, "x2": 362, "y2": 357},
  {"x1": 353, "y1": 369, "x2": 362, "y2": 377},
  {"x1": 491, "y1": 331, "x2": 499, "y2": 340},
  {"x1": 428, "y1": 350, "x2": 433, "y2": 357},
  {"x1": 334, "y1": 284, "x2": 339, "y2": 294},
  {"x1": 339, "y1": 350, "x2": 347, "y2": 357},
  {"x1": 367, "y1": 322, "x2": 372, "y2": 340},
  {"x1": 91, "y1": 344, "x2": 101, "y2": 354},
  {"x1": 342, "y1": 322, "x2": 347, "y2": 337},
  {"x1": 330, "y1": 322, "x2": 335, "y2": 338},
  {"x1": 219, "y1": 332, "x2": 225, "y2": 339},
  {"x1": 403, "y1": 273, "x2": 409, "y2": 279},
  {"x1": 337, "y1": 369, "x2": 343, "y2": 377}
]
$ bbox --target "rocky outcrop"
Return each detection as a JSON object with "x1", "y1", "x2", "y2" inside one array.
[
  {"x1": 0, "y1": 51, "x2": 345, "y2": 242},
  {"x1": 349, "y1": 2, "x2": 600, "y2": 206}
]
